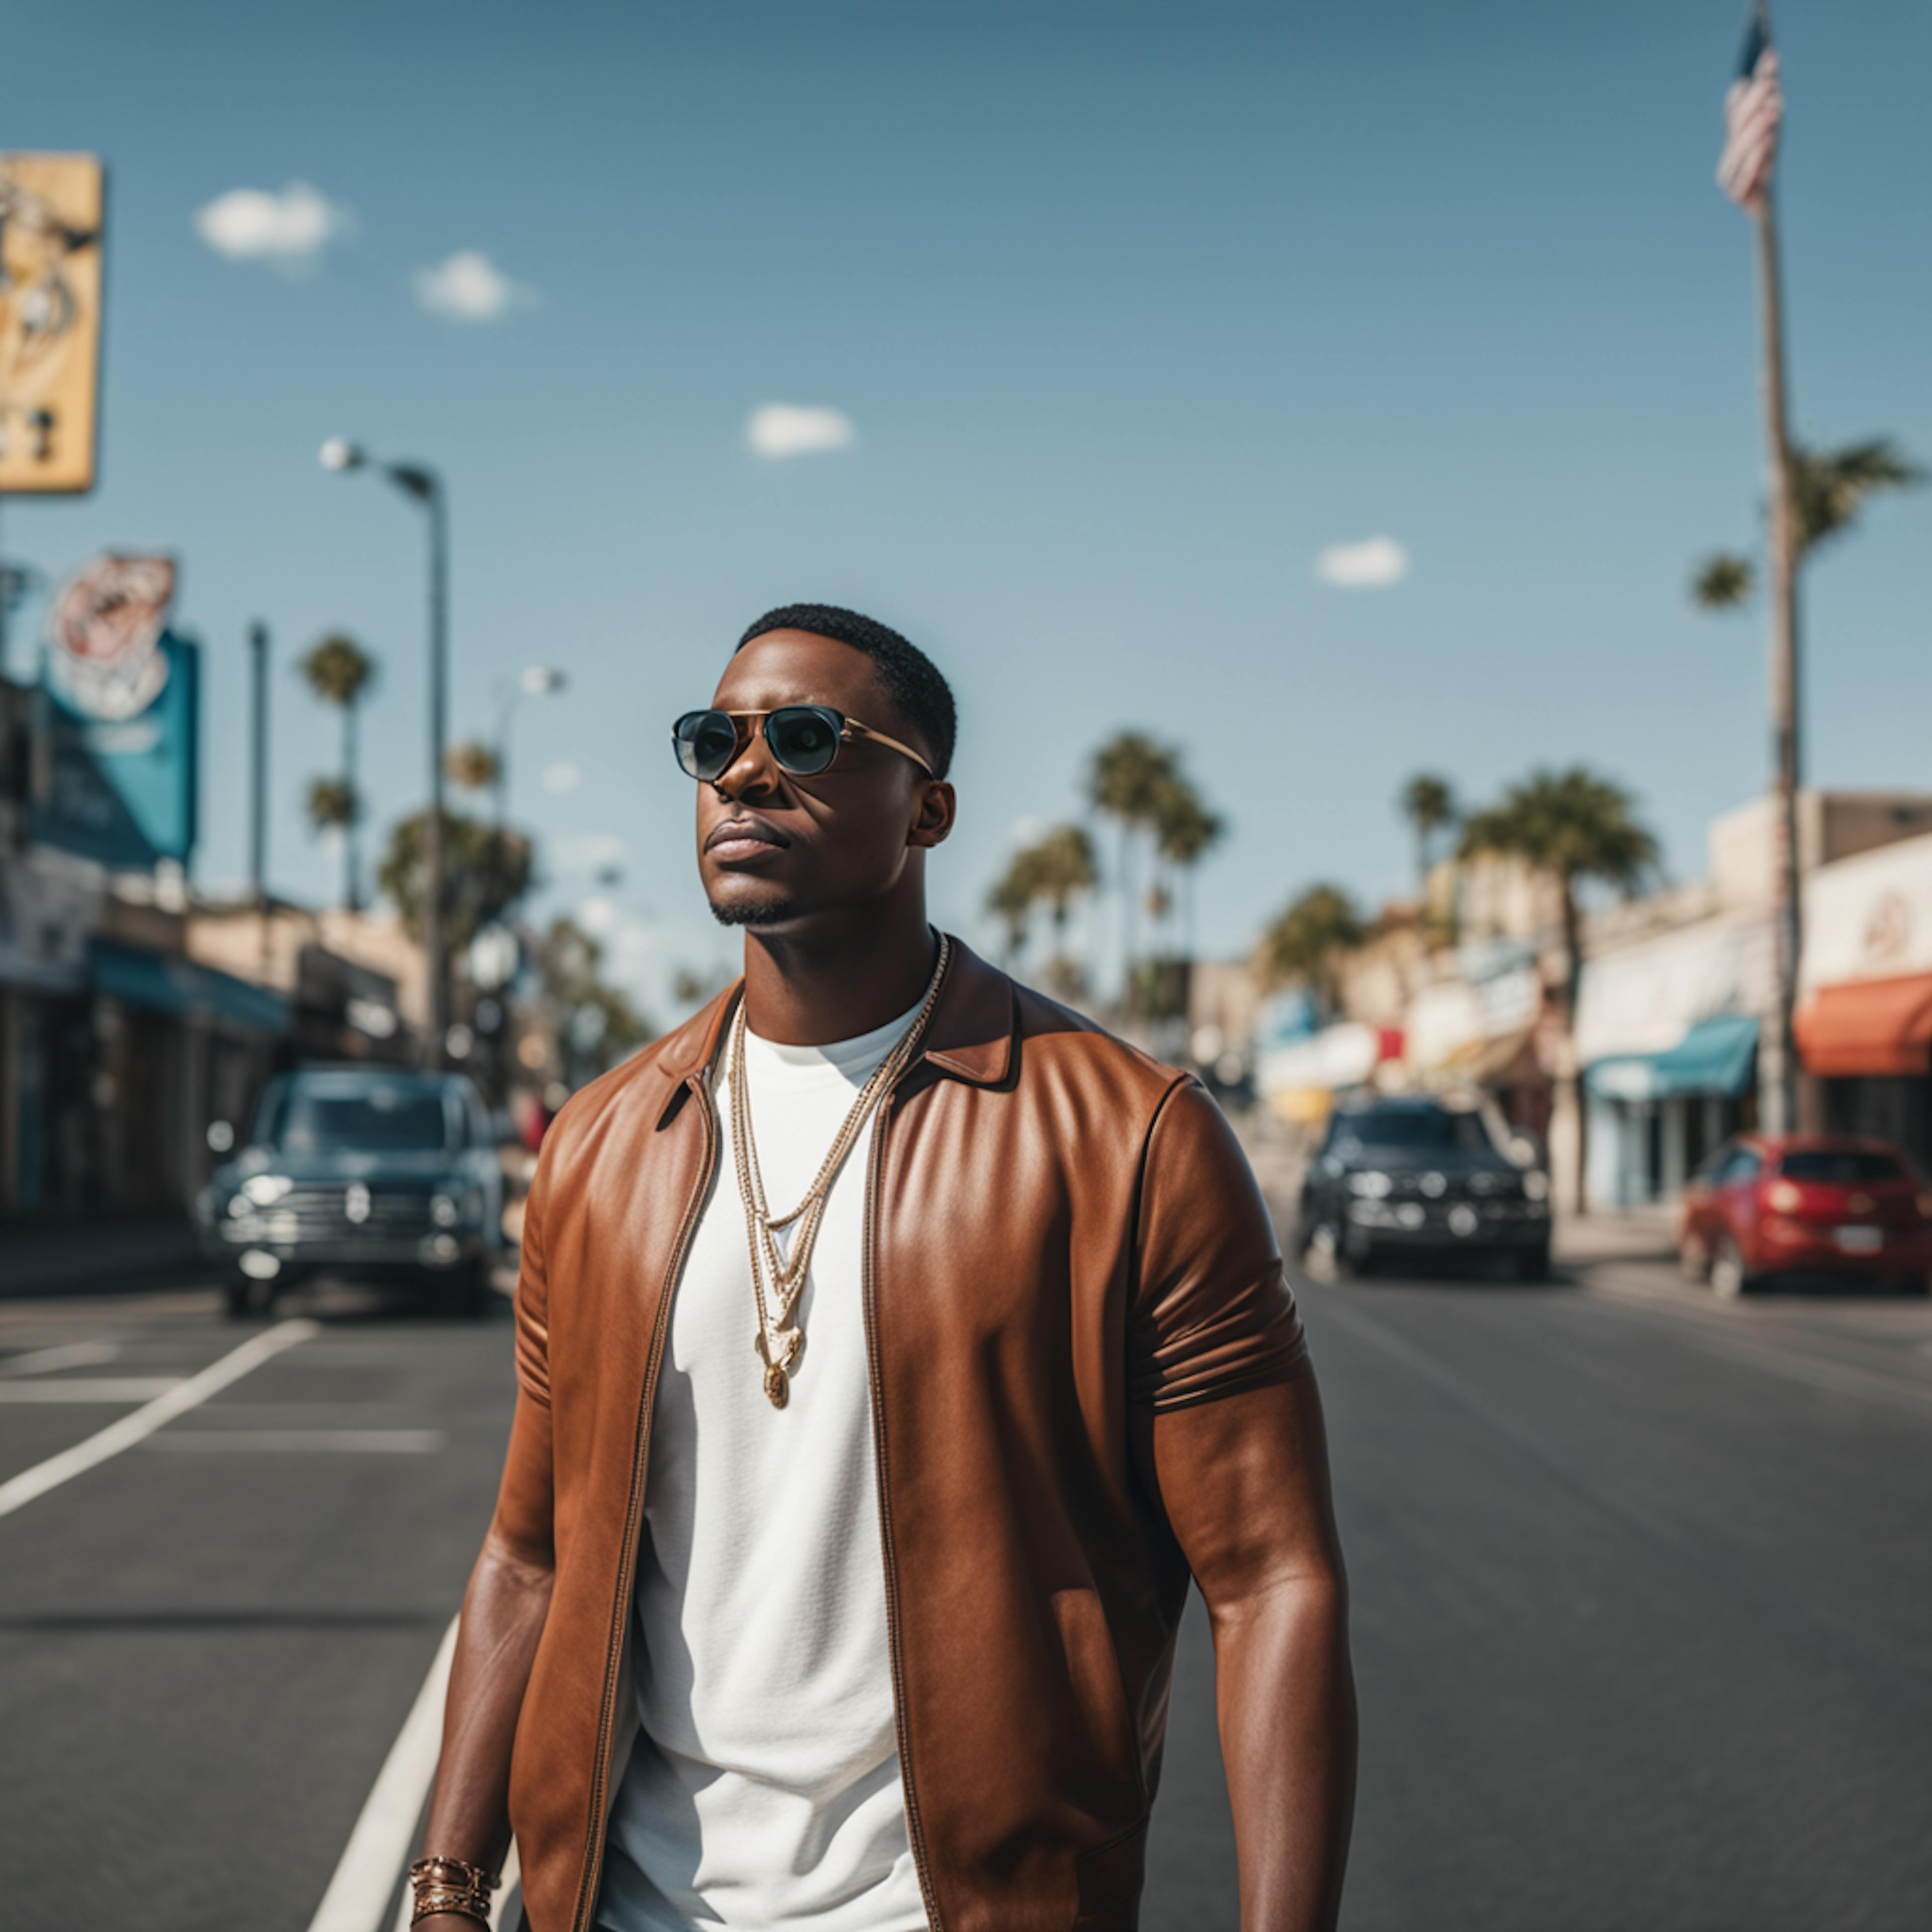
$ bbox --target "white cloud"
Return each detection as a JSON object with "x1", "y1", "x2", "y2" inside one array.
[
  {"x1": 542, "y1": 761, "x2": 580, "y2": 794},
  {"x1": 1315, "y1": 536, "x2": 1410, "y2": 588},
  {"x1": 747, "y1": 403, "x2": 856, "y2": 459},
  {"x1": 414, "y1": 250, "x2": 536, "y2": 324},
  {"x1": 577, "y1": 897, "x2": 618, "y2": 936},
  {"x1": 195, "y1": 182, "x2": 350, "y2": 269}
]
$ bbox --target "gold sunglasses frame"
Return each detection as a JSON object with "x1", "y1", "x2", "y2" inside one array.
[{"x1": 680, "y1": 706, "x2": 935, "y2": 782}]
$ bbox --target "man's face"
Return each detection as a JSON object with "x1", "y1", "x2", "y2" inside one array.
[{"x1": 694, "y1": 629, "x2": 954, "y2": 929}]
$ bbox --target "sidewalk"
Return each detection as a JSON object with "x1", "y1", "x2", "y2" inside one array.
[
  {"x1": 0, "y1": 1212, "x2": 202, "y2": 1301},
  {"x1": 1553, "y1": 1201, "x2": 1680, "y2": 1272}
]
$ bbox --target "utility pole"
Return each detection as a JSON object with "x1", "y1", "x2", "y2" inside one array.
[
  {"x1": 248, "y1": 619, "x2": 270, "y2": 904},
  {"x1": 317, "y1": 441, "x2": 451, "y2": 1072},
  {"x1": 248, "y1": 620, "x2": 271, "y2": 976},
  {"x1": 1751, "y1": 3, "x2": 1801, "y2": 1138}
]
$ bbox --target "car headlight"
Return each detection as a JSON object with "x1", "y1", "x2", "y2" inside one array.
[
  {"x1": 431, "y1": 1186, "x2": 485, "y2": 1229},
  {"x1": 1347, "y1": 1171, "x2": 1393, "y2": 1199},
  {"x1": 1522, "y1": 1170, "x2": 1550, "y2": 1202}
]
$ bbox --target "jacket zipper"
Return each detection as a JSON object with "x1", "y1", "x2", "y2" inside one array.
[
  {"x1": 862, "y1": 1091, "x2": 946, "y2": 1931},
  {"x1": 568, "y1": 1076, "x2": 718, "y2": 1932}
]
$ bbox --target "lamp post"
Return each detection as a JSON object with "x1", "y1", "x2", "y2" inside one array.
[
  {"x1": 320, "y1": 437, "x2": 450, "y2": 1070},
  {"x1": 494, "y1": 664, "x2": 567, "y2": 829}
]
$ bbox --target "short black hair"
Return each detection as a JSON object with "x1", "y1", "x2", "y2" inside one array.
[{"x1": 736, "y1": 603, "x2": 956, "y2": 779}]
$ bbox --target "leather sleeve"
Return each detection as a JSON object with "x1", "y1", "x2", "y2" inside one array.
[
  {"x1": 1129, "y1": 1075, "x2": 1308, "y2": 1412},
  {"x1": 513, "y1": 1135, "x2": 554, "y2": 1407}
]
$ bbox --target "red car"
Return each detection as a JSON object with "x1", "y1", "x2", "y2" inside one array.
[{"x1": 1679, "y1": 1134, "x2": 1932, "y2": 1298}]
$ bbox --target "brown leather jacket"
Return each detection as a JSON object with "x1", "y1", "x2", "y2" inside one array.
[{"x1": 495, "y1": 939, "x2": 1311, "y2": 1931}]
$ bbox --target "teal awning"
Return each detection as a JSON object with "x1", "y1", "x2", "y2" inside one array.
[
  {"x1": 93, "y1": 940, "x2": 289, "y2": 1035},
  {"x1": 1587, "y1": 1014, "x2": 1758, "y2": 1103}
]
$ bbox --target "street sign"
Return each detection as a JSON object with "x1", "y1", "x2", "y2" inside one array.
[
  {"x1": 0, "y1": 152, "x2": 105, "y2": 494},
  {"x1": 32, "y1": 553, "x2": 198, "y2": 868}
]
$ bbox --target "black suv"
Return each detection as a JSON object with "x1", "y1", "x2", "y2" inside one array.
[
  {"x1": 1295, "y1": 1094, "x2": 1552, "y2": 1280},
  {"x1": 196, "y1": 1067, "x2": 506, "y2": 1316}
]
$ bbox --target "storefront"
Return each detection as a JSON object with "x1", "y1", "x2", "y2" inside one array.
[
  {"x1": 1576, "y1": 915, "x2": 1772, "y2": 1205},
  {"x1": 1795, "y1": 832, "x2": 1932, "y2": 1174},
  {"x1": 1256, "y1": 1021, "x2": 1404, "y2": 1128},
  {"x1": 1406, "y1": 940, "x2": 1547, "y2": 1138},
  {"x1": 1, "y1": 848, "x2": 105, "y2": 1214},
  {"x1": 91, "y1": 938, "x2": 290, "y2": 1212}
]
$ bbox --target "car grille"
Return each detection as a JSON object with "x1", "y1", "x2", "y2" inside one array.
[{"x1": 223, "y1": 1182, "x2": 437, "y2": 1244}]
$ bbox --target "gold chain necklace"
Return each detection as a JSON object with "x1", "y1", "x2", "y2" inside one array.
[{"x1": 728, "y1": 935, "x2": 951, "y2": 1409}]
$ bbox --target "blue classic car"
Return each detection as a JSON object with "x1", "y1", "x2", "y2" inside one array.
[{"x1": 196, "y1": 1066, "x2": 507, "y2": 1317}]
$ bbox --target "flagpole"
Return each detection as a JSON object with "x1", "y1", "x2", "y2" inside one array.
[{"x1": 1751, "y1": 1, "x2": 1802, "y2": 1137}]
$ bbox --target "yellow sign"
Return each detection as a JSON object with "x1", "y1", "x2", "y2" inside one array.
[{"x1": 0, "y1": 152, "x2": 105, "y2": 494}]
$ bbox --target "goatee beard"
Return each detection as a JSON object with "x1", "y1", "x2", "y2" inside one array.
[{"x1": 708, "y1": 895, "x2": 802, "y2": 929}]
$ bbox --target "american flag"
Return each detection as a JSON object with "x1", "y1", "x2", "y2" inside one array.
[{"x1": 1717, "y1": 13, "x2": 1782, "y2": 211}]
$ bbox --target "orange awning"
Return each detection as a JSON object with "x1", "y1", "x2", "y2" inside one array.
[{"x1": 1794, "y1": 972, "x2": 1932, "y2": 1078}]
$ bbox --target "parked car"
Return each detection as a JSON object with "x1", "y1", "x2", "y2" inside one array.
[
  {"x1": 1294, "y1": 1093, "x2": 1552, "y2": 1280},
  {"x1": 1678, "y1": 1134, "x2": 1932, "y2": 1298},
  {"x1": 196, "y1": 1066, "x2": 507, "y2": 1317}
]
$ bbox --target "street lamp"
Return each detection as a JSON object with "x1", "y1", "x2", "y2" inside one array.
[
  {"x1": 320, "y1": 436, "x2": 452, "y2": 1071},
  {"x1": 495, "y1": 664, "x2": 568, "y2": 828}
]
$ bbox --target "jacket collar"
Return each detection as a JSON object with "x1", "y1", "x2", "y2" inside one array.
[
  {"x1": 657, "y1": 931, "x2": 1015, "y2": 1094},
  {"x1": 918, "y1": 936, "x2": 1015, "y2": 1088}
]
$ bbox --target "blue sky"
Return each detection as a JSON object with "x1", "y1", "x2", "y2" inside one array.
[{"x1": 6, "y1": 1, "x2": 1928, "y2": 1016}]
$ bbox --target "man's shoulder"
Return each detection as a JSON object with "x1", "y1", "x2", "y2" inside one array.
[
  {"x1": 1003, "y1": 974, "x2": 1194, "y2": 1114},
  {"x1": 542, "y1": 985, "x2": 735, "y2": 1157}
]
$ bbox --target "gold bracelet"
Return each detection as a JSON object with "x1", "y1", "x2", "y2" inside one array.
[{"x1": 409, "y1": 1855, "x2": 498, "y2": 1926}]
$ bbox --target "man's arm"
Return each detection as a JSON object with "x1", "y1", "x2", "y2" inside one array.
[
  {"x1": 1128, "y1": 1077, "x2": 1356, "y2": 1931},
  {"x1": 416, "y1": 1395, "x2": 556, "y2": 1895},
  {"x1": 415, "y1": 1142, "x2": 562, "y2": 1926},
  {"x1": 1146, "y1": 1374, "x2": 1355, "y2": 1932}
]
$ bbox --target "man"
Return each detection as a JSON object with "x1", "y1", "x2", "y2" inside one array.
[{"x1": 412, "y1": 605, "x2": 1355, "y2": 1932}]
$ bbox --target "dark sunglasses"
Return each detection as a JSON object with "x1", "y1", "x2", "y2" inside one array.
[{"x1": 672, "y1": 706, "x2": 933, "y2": 783}]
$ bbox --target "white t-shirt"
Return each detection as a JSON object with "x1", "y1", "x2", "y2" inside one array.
[{"x1": 597, "y1": 1001, "x2": 930, "y2": 1932}]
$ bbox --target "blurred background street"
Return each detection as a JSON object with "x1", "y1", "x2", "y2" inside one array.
[
  {"x1": 5, "y1": 1212, "x2": 1930, "y2": 1930},
  {"x1": 4, "y1": 1, "x2": 1931, "y2": 1926}
]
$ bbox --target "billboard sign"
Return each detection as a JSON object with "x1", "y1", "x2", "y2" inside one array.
[
  {"x1": 32, "y1": 554, "x2": 198, "y2": 868},
  {"x1": 0, "y1": 152, "x2": 105, "y2": 494}
]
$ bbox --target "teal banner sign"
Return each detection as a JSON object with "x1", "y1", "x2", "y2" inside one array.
[{"x1": 33, "y1": 630, "x2": 200, "y2": 868}]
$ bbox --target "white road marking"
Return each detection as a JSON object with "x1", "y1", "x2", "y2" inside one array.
[
  {"x1": 307, "y1": 1615, "x2": 459, "y2": 1932},
  {"x1": 143, "y1": 1429, "x2": 447, "y2": 1454},
  {"x1": 0, "y1": 1319, "x2": 318, "y2": 1521},
  {"x1": 1, "y1": 1339, "x2": 122, "y2": 1376},
  {"x1": 0, "y1": 1378, "x2": 184, "y2": 1404}
]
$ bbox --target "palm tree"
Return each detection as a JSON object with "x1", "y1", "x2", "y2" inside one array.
[
  {"x1": 304, "y1": 777, "x2": 359, "y2": 842},
  {"x1": 444, "y1": 740, "x2": 503, "y2": 793},
  {"x1": 1399, "y1": 773, "x2": 1458, "y2": 902},
  {"x1": 297, "y1": 633, "x2": 376, "y2": 911},
  {"x1": 1150, "y1": 776, "x2": 1224, "y2": 969},
  {"x1": 985, "y1": 852, "x2": 1038, "y2": 964},
  {"x1": 1257, "y1": 883, "x2": 1365, "y2": 1019},
  {"x1": 1692, "y1": 435, "x2": 1924, "y2": 608},
  {"x1": 1458, "y1": 766, "x2": 1658, "y2": 1214},
  {"x1": 1087, "y1": 732, "x2": 1177, "y2": 1015},
  {"x1": 1027, "y1": 824, "x2": 1098, "y2": 994}
]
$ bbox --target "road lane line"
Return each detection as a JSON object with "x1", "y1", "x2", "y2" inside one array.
[
  {"x1": 143, "y1": 1428, "x2": 447, "y2": 1453},
  {"x1": 0, "y1": 1377, "x2": 184, "y2": 1403},
  {"x1": 307, "y1": 1615, "x2": 459, "y2": 1932},
  {"x1": 0, "y1": 1319, "x2": 318, "y2": 1521},
  {"x1": 1, "y1": 1339, "x2": 122, "y2": 1375}
]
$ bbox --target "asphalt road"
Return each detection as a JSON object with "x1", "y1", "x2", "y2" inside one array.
[{"x1": 3, "y1": 1247, "x2": 1929, "y2": 1932}]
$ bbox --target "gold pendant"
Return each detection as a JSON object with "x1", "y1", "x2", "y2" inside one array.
[{"x1": 754, "y1": 1326, "x2": 802, "y2": 1408}]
